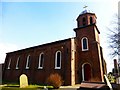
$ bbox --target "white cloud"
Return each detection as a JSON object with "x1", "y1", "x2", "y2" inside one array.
[{"x1": 0, "y1": 43, "x2": 18, "y2": 63}]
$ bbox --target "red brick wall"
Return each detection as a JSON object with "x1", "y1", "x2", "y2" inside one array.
[
  {"x1": 74, "y1": 24, "x2": 104, "y2": 83},
  {"x1": 3, "y1": 39, "x2": 72, "y2": 85}
]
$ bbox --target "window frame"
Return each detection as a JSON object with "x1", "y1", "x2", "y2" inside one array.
[
  {"x1": 55, "y1": 50, "x2": 61, "y2": 69},
  {"x1": 16, "y1": 56, "x2": 20, "y2": 69},
  {"x1": 38, "y1": 52, "x2": 44, "y2": 69},
  {"x1": 81, "y1": 37, "x2": 89, "y2": 51},
  {"x1": 25, "y1": 55, "x2": 30, "y2": 69},
  {"x1": 7, "y1": 58, "x2": 11, "y2": 69}
]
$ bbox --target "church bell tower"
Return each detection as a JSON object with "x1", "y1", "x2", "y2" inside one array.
[
  {"x1": 74, "y1": 9, "x2": 106, "y2": 83},
  {"x1": 76, "y1": 10, "x2": 97, "y2": 28}
]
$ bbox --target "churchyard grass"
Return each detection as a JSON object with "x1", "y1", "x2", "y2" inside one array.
[{"x1": 0, "y1": 84, "x2": 53, "y2": 90}]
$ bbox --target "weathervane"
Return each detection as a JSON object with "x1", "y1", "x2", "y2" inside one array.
[{"x1": 83, "y1": 5, "x2": 88, "y2": 9}]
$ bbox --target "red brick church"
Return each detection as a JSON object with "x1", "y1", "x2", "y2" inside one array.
[{"x1": 2, "y1": 10, "x2": 107, "y2": 85}]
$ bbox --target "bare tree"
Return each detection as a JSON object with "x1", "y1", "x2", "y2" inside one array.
[{"x1": 108, "y1": 14, "x2": 120, "y2": 57}]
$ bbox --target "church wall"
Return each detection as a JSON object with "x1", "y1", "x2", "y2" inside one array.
[
  {"x1": 71, "y1": 38, "x2": 76, "y2": 85},
  {"x1": 2, "y1": 11, "x2": 107, "y2": 86},
  {"x1": 3, "y1": 39, "x2": 72, "y2": 85},
  {"x1": 100, "y1": 46, "x2": 107, "y2": 75},
  {"x1": 74, "y1": 25, "x2": 104, "y2": 83},
  {"x1": 95, "y1": 43, "x2": 104, "y2": 81}
]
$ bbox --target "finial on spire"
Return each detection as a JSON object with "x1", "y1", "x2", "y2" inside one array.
[
  {"x1": 80, "y1": 5, "x2": 93, "y2": 15},
  {"x1": 83, "y1": 5, "x2": 88, "y2": 9}
]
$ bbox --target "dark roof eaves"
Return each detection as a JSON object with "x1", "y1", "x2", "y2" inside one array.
[{"x1": 74, "y1": 24, "x2": 100, "y2": 34}]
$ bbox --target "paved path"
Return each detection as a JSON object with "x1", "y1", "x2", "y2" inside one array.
[{"x1": 59, "y1": 84, "x2": 80, "y2": 90}]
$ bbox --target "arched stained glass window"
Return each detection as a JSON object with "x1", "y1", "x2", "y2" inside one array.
[
  {"x1": 16, "y1": 56, "x2": 20, "y2": 69},
  {"x1": 38, "y1": 53, "x2": 44, "y2": 69},
  {"x1": 26, "y1": 55, "x2": 30, "y2": 69},
  {"x1": 81, "y1": 37, "x2": 89, "y2": 51},
  {"x1": 7, "y1": 58, "x2": 11, "y2": 69},
  {"x1": 55, "y1": 51, "x2": 61, "y2": 69}
]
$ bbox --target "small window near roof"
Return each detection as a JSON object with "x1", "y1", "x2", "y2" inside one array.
[
  {"x1": 81, "y1": 37, "x2": 89, "y2": 51},
  {"x1": 55, "y1": 51, "x2": 61, "y2": 69},
  {"x1": 38, "y1": 53, "x2": 44, "y2": 69}
]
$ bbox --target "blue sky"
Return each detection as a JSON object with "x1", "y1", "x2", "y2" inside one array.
[{"x1": 0, "y1": 1, "x2": 119, "y2": 72}]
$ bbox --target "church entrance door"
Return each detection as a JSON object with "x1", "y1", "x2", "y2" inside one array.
[{"x1": 82, "y1": 63, "x2": 91, "y2": 81}]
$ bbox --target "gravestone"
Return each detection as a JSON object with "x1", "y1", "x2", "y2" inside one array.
[{"x1": 19, "y1": 74, "x2": 28, "y2": 88}]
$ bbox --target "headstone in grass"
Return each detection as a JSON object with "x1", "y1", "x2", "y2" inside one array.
[{"x1": 19, "y1": 74, "x2": 28, "y2": 88}]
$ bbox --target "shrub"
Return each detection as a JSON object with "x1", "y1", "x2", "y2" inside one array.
[{"x1": 46, "y1": 73, "x2": 63, "y2": 89}]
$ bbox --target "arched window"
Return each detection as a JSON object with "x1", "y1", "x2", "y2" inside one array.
[
  {"x1": 55, "y1": 51, "x2": 61, "y2": 69},
  {"x1": 81, "y1": 37, "x2": 89, "y2": 51},
  {"x1": 7, "y1": 58, "x2": 11, "y2": 69},
  {"x1": 82, "y1": 17, "x2": 86, "y2": 26},
  {"x1": 90, "y1": 17, "x2": 93, "y2": 24},
  {"x1": 38, "y1": 53, "x2": 44, "y2": 69},
  {"x1": 16, "y1": 56, "x2": 20, "y2": 69},
  {"x1": 25, "y1": 55, "x2": 30, "y2": 69}
]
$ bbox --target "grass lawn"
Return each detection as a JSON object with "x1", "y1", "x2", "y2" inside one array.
[
  {"x1": 0, "y1": 84, "x2": 53, "y2": 90},
  {"x1": 1, "y1": 87, "x2": 37, "y2": 90}
]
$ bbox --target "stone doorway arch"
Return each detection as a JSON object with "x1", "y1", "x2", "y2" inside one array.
[{"x1": 82, "y1": 63, "x2": 92, "y2": 81}]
